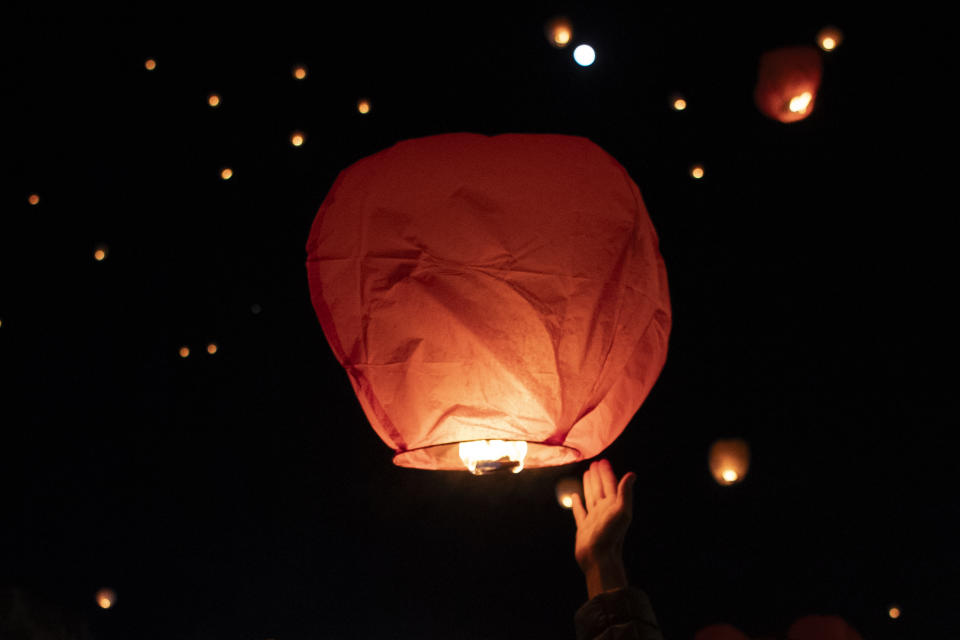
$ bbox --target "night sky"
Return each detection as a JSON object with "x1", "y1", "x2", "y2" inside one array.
[{"x1": 1, "y1": 7, "x2": 953, "y2": 639}]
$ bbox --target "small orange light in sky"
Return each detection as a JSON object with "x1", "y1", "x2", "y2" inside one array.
[
  {"x1": 179, "y1": 347, "x2": 190, "y2": 358},
  {"x1": 207, "y1": 343, "x2": 218, "y2": 354},
  {"x1": 673, "y1": 97, "x2": 687, "y2": 111},
  {"x1": 145, "y1": 59, "x2": 157, "y2": 71},
  {"x1": 545, "y1": 17, "x2": 573, "y2": 48},
  {"x1": 96, "y1": 588, "x2": 115, "y2": 609},
  {"x1": 357, "y1": 99, "x2": 371, "y2": 114},
  {"x1": 293, "y1": 65, "x2": 307, "y2": 80},
  {"x1": 28, "y1": 193, "x2": 40, "y2": 205},
  {"x1": 555, "y1": 476, "x2": 581, "y2": 509},
  {"x1": 291, "y1": 132, "x2": 306, "y2": 147},
  {"x1": 691, "y1": 165, "x2": 704, "y2": 179},
  {"x1": 888, "y1": 606, "x2": 901, "y2": 619},
  {"x1": 221, "y1": 168, "x2": 233, "y2": 180},
  {"x1": 709, "y1": 438, "x2": 750, "y2": 485},
  {"x1": 208, "y1": 94, "x2": 220, "y2": 107},
  {"x1": 817, "y1": 26, "x2": 843, "y2": 52},
  {"x1": 94, "y1": 246, "x2": 108, "y2": 261}
]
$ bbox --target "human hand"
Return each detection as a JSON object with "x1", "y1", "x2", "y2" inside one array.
[{"x1": 571, "y1": 459, "x2": 636, "y2": 597}]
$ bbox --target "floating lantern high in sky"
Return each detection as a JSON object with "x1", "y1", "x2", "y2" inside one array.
[
  {"x1": 754, "y1": 46, "x2": 823, "y2": 123},
  {"x1": 95, "y1": 588, "x2": 116, "y2": 609},
  {"x1": 555, "y1": 476, "x2": 582, "y2": 509},
  {"x1": 306, "y1": 133, "x2": 671, "y2": 473},
  {"x1": 545, "y1": 16, "x2": 573, "y2": 48},
  {"x1": 709, "y1": 438, "x2": 750, "y2": 485},
  {"x1": 817, "y1": 26, "x2": 843, "y2": 52}
]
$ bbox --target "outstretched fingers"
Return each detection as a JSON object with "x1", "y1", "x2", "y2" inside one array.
[{"x1": 571, "y1": 492, "x2": 586, "y2": 528}]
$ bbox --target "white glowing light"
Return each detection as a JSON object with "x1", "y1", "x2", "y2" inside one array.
[
  {"x1": 459, "y1": 440, "x2": 528, "y2": 475},
  {"x1": 722, "y1": 469, "x2": 738, "y2": 483},
  {"x1": 789, "y1": 92, "x2": 813, "y2": 113},
  {"x1": 573, "y1": 44, "x2": 596, "y2": 67}
]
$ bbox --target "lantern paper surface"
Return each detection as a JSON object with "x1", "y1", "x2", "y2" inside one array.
[
  {"x1": 787, "y1": 615, "x2": 863, "y2": 640},
  {"x1": 693, "y1": 624, "x2": 751, "y2": 640},
  {"x1": 306, "y1": 133, "x2": 671, "y2": 470},
  {"x1": 754, "y1": 46, "x2": 823, "y2": 123}
]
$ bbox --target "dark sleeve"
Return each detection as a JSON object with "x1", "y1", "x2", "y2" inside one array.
[{"x1": 574, "y1": 587, "x2": 665, "y2": 640}]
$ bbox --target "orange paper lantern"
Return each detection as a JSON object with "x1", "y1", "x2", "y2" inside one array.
[
  {"x1": 787, "y1": 615, "x2": 864, "y2": 640},
  {"x1": 709, "y1": 438, "x2": 750, "y2": 485},
  {"x1": 754, "y1": 45, "x2": 823, "y2": 123},
  {"x1": 306, "y1": 133, "x2": 671, "y2": 472},
  {"x1": 694, "y1": 624, "x2": 751, "y2": 640}
]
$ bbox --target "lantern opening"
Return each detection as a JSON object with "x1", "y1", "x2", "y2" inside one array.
[
  {"x1": 459, "y1": 440, "x2": 529, "y2": 475},
  {"x1": 789, "y1": 91, "x2": 813, "y2": 113}
]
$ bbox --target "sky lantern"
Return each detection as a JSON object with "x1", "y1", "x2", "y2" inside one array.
[
  {"x1": 144, "y1": 58, "x2": 156, "y2": 71},
  {"x1": 545, "y1": 16, "x2": 573, "y2": 49},
  {"x1": 754, "y1": 45, "x2": 823, "y2": 123},
  {"x1": 28, "y1": 193, "x2": 40, "y2": 205},
  {"x1": 887, "y1": 605, "x2": 901, "y2": 619},
  {"x1": 817, "y1": 26, "x2": 843, "y2": 52},
  {"x1": 787, "y1": 615, "x2": 863, "y2": 640},
  {"x1": 306, "y1": 133, "x2": 671, "y2": 473},
  {"x1": 357, "y1": 99, "x2": 371, "y2": 114},
  {"x1": 95, "y1": 588, "x2": 115, "y2": 609},
  {"x1": 709, "y1": 438, "x2": 749, "y2": 485},
  {"x1": 555, "y1": 476, "x2": 582, "y2": 509}
]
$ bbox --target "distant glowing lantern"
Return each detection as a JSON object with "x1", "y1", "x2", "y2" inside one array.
[
  {"x1": 672, "y1": 97, "x2": 687, "y2": 111},
  {"x1": 179, "y1": 346, "x2": 190, "y2": 358},
  {"x1": 96, "y1": 588, "x2": 115, "y2": 609},
  {"x1": 207, "y1": 343, "x2": 218, "y2": 354},
  {"x1": 208, "y1": 94, "x2": 221, "y2": 107},
  {"x1": 787, "y1": 615, "x2": 863, "y2": 640},
  {"x1": 754, "y1": 46, "x2": 823, "y2": 123},
  {"x1": 691, "y1": 165, "x2": 704, "y2": 179},
  {"x1": 545, "y1": 16, "x2": 573, "y2": 48},
  {"x1": 145, "y1": 59, "x2": 156, "y2": 71},
  {"x1": 94, "y1": 246, "x2": 108, "y2": 261},
  {"x1": 709, "y1": 438, "x2": 749, "y2": 485},
  {"x1": 291, "y1": 131, "x2": 306, "y2": 147},
  {"x1": 28, "y1": 193, "x2": 40, "y2": 205},
  {"x1": 573, "y1": 44, "x2": 596, "y2": 66},
  {"x1": 293, "y1": 65, "x2": 307, "y2": 80},
  {"x1": 555, "y1": 476, "x2": 582, "y2": 509},
  {"x1": 306, "y1": 133, "x2": 672, "y2": 472},
  {"x1": 221, "y1": 168, "x2": 233, "y2": 180},
  {"x1": 888, "y1": 606, "x2": 901, "y2": 619},
  {"x1": 694, "y1": 624, "x2": 751, "y2": 640},
  {"x1": 357, "y1": 99, "x2": 371, "y2": 114},
  {"x1": 817, "y1": 26, "x2": 843, "y2": 52}
]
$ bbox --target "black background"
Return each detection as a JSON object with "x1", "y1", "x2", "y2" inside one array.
[{"x1": 1, "y1": 5, "x2": 953, "y2": 639}]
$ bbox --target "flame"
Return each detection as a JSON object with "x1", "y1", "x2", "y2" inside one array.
[
  {"x1": 560, "y1": 494, "x2": 574, "y2": 508},
  {"x1": 458, "y1": 440, "x2": 528, "y2": 475},
  {"x1": 721, "y1": 469, "x2": 738, "y2": 483},
  {"x1": 789, "y1": 92, "x2": 812, "y2": 113}
]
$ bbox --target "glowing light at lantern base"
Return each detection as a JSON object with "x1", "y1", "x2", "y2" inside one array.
[{"x1": 459, "y1": 440, "x2": 528, "y2": 475}]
